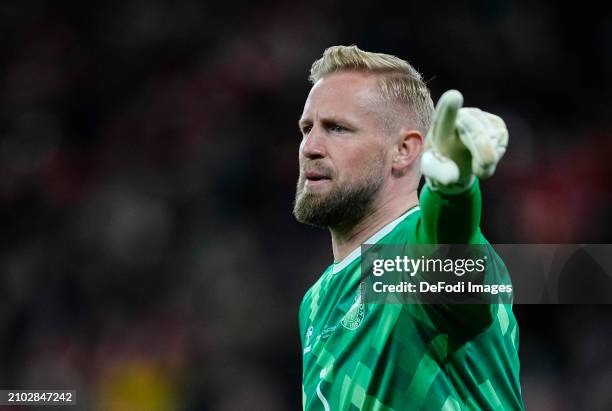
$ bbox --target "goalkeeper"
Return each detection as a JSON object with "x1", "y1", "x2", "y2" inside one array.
[{"x1": 294, "y1": 45, "x2": 523, "y2": 410}]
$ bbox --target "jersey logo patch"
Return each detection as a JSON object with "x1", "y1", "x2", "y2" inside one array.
[{"x1": 341, "y1": 293, "x2": 365, "y2": 330}]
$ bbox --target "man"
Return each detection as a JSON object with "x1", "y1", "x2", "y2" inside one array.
[{"x1": 294, "y1": 45, "x2": 523, "y2": 410}]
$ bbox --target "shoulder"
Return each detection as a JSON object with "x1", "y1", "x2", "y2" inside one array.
[{"x1": 377, "y1": 206, "x2": 421, "y2": 245}]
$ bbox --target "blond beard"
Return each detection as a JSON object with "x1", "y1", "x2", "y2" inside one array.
[{"x1": 293, "y1": 161, "x2": 385, "y2": 229}]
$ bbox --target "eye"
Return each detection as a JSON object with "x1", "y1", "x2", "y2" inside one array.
[
  {"x1": 328, "y1": 124, "x2": 347, "y2": 133},
  {"x1": 300, "y1": 125, "x2": 312, "y2": 135}
]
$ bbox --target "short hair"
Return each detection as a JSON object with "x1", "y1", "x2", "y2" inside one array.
[{"x1": 309, "y1": 45, "x2": 434, "y2": 134}]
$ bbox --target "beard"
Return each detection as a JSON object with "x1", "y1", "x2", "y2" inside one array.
[{"x1": 293, "y1": 159, "x2": 385, "y2": 229}]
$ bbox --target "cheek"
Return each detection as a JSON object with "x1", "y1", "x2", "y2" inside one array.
[{"x1": 337, "y1": 146, "x2": 386, "y2": 181}]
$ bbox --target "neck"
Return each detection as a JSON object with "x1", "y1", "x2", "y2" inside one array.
[{"x1": 329, "y1": 189, "x2": 418, "y2": 262}]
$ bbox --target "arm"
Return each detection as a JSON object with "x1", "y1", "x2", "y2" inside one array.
[
  {"x1": 417, "y1": 180, "x2": 482, "y2": 244},
  {"x1": 415, "y1": 90, "x2": 509, "y2": 334},
  {"x1": 417, "y1": 89, "x2": 508, "y2": 245}
]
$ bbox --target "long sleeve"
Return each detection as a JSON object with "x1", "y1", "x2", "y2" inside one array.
[
  {"x1": 417, "y1": 179, "x2": 483, "y2": 245},
  {"x1": 415, "y1": 179, "x2": 498, "y2": 335}
]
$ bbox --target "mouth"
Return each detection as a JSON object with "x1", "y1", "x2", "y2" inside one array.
[{"x1": 304, "y1": 171, "x2": 332, "y2": 188}]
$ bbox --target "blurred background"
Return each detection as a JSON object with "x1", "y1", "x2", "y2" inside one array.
[{"x1": 0, "y1": 0, "x2": 611, "y2": 410}]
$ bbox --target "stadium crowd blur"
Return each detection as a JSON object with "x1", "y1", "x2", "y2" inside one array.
[{"x1": 0, "y1": 1, "x2": 611, "y2": 410}]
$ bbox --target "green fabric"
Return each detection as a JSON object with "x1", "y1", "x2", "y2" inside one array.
[{"x1": 299, "y1": 181, "x2": 524, "y2": 410}]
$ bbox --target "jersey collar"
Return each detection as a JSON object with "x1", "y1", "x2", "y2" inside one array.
[{"x1": 331, "y1": 206, "x2": 420, "y2": 274}]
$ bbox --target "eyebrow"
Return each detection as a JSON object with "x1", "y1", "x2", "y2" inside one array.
[{"x1": 298, "y1": 116, "x2": 354, "y2": 128}]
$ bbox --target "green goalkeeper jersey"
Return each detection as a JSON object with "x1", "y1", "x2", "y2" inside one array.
[{"x1": 299, "y1": 182, "x2": 524, "y2": 410}]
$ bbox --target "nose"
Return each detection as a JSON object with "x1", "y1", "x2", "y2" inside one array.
[{"x1": 300, "y1": 128, "x2": 326, "y2": 160}]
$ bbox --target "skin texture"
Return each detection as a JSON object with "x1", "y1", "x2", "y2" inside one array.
[{"x1": 294, "y1": 71, "x2": 424, "y2": 261}]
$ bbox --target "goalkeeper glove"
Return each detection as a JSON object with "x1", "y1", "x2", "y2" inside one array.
[{"x1": 421, "y1": 90, "x2": 509, "y2": 194}]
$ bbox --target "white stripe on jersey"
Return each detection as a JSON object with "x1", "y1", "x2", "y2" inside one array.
[{"x1": 332, "y1": 206, "x2": 420, "y2": 274}]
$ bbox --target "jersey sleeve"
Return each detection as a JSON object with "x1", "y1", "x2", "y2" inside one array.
[
  {"x1": 416, "y1": 179, "x2": 483, "y2": 245},
  {"x1": 416, "y1": 179, "x2": 499, "y2": 335}
]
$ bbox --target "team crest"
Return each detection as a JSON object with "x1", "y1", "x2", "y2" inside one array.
[{"x1": 341, "y1": 293, "x2": 365, "y2": 330}]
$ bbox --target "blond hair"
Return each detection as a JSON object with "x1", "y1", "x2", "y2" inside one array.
[{"x1": 309, "y1": 45, "x2": 434, "y2": 134}]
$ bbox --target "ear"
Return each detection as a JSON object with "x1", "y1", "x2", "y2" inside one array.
[{"x1": 391, "y1": 130, "x2": 423, "y2": 176}]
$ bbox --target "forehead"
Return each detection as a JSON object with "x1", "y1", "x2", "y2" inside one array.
[{"x1": 301, "y1": 72, "x2": 382, "y2": 120}]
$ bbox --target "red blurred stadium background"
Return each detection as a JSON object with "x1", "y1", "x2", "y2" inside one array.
[{"x1": 0, "y1": 1, "x2": 611, "y2": 409}]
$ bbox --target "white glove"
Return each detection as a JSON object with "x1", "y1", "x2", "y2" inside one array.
[{"x1": 421, "y1": 90, "x2": 509, "y2": 193}]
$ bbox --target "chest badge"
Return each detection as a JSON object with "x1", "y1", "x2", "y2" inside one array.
[{"x1": 341, "y1": 293, "x2": 365, "y2": 330}]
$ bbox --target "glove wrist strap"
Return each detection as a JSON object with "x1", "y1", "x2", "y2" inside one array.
[{"x1": 425, "y1": 175, "x2": 475, "y2": 195}]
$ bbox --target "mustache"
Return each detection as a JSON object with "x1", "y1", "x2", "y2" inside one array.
[{"x1": 300, "y1": 162, "x2": 334, "y2": 178}]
